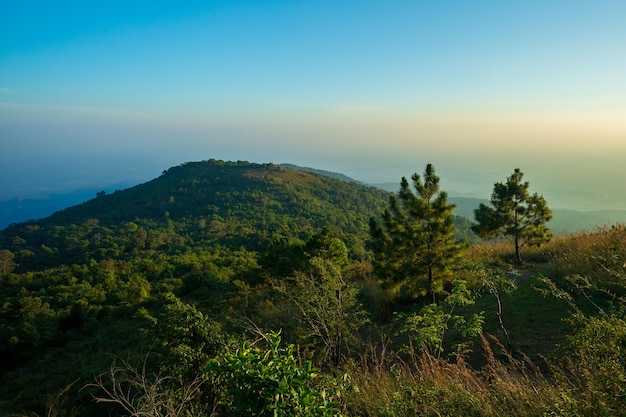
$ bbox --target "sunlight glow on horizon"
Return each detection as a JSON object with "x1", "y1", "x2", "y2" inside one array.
[
  {"x1": 2, "y1": 1, "x2": 626, "y2": 210},
  {"x1": 4, "y1": 101, "x2": 626, "y2": 155}
]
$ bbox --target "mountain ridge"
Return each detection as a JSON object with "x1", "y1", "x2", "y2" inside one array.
[
  {"x1": 0, "y1": 160, "x2": 393, "y2": 271},
  {"x1": 1, "y1": 161, "x2": 625, "y2": 234}
]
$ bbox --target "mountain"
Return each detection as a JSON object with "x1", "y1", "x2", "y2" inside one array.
[
  {"x1": 278, "y1": 163, "x2": 362, "y2": 183},
  {"x1": 2, "y1": 159, "x2": 624, "y2": 416},
  {"x1": 4, "y1": 165, "x2": 623, "y2": 235},
  {"x1": 0, "y1": 159, "x2": 398, "y2": 412},
  {"x1": 548, "y1": 209, "x2": 626, "y2": 233},
  {"x1": 0, "y1": 160, "x2": 394, "y2": 271},
  {"x1": 0, "y1": 164, "x2": 362, "y2": 231}
]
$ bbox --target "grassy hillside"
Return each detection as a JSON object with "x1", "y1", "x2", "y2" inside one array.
[{"x1": 0, "y1": 160, "x2": 624, "y2": 416}]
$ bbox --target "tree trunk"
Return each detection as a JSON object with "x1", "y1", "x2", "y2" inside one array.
[
  {"x1": 514, "y1": 235, "x2": 522, "y2": 264},
  {"x1": 428, "y1": 266, "x2": 436, "y2": 303}
]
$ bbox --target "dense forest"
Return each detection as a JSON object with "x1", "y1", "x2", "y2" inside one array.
[{"x1": 0, "y1": 159, "x2": 624, "y2": 417}]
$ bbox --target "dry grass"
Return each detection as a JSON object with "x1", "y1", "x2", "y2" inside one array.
[
  {"x1": 545, "y1": 225, "x2": 626, "y2": 281},
  {"x1": 342, "y1": 334, "x2": 576, "y2": 417},
  {"x1": 465, "y1": 239, "x2": 552, "y2": 267}
]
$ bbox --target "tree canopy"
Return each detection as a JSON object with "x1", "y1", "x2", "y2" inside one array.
[
  {"x1": 472, "y1": 168, "x2": 552, "y2": 263},
  {"x1": 369, "y1": 164, "x2": 466, "y2": 302}
]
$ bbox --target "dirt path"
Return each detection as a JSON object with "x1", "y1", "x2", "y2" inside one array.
[{"x1": 505, "y1": 262, "x2": 550, "y2": 284}]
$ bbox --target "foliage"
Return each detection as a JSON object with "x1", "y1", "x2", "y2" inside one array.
[
  {"x1": 205, "y1": 331, "x2": 342, "y2": 417},
  {"x1": 0, "y1": 249, "x2": 15, "y2": 276},
  {"x1": 559, "y1": 314, "x2": 626, "y2": 416},
  {"x1": 272, "y1": 255, "x2": 369, "y2": 366},
  {"x1": 3, "y1": 159, "x2": 626, "y2": 416},
  {"x1": 473, "y1": 168, "x2": 552, "y2": 264},
  {"x1": 535, "y1": 236, "x2": 626, "y2": 416},
  {"x1": 369, "y1": 164, "x2": 466, "y2": 302},
  {"x1": 138, "y1": 293, "x2": 228, "y2": 381},
  {"x1": 397, "y1": 280, "x2": 484, "y2": 357},
  {"x1": 470, "y1": 264, "x2": 517, "y2": 351}
]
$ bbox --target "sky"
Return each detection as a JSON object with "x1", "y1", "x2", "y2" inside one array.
[{"x1": 2, "y1": 0, "x2": 626, "y2": 210}]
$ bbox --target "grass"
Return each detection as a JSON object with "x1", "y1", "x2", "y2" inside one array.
[
  {"x1": 462, "y1": 226, "x2": 626, "y2": 358},
  {"x1": 343, "y1": 336, "x2": 573, "y2": 417}
]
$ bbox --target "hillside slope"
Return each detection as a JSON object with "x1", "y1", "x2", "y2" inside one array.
[
  {"x1": 2, "y1": 160, "x2": 624, "y2": 416},
  {"x1": 0, "y1": 160, "x2": 397, "y2": 413},
  {"x1": 0, "y1": 160, "x2": 393, "y2": 270}
]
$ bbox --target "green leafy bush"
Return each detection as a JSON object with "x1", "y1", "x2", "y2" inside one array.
[
  {"x1": 398, "y1": 280, "x2": 484, "y2": 357},
  {"x1": 205, "y1": 331, "x2": 342, "y2": 417},
  {"x1": 555, "y1": 314, "x2": 626, "y2": 416}
]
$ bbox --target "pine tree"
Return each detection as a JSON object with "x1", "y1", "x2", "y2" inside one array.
[
  {"x1": 369, "y1": 164, "x2": 466, "y2": 302},
  {"x1": 472, "y1": 168, "x2": 552, "y2": 264}
]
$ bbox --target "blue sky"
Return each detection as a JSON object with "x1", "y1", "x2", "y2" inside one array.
[{"x1": 2, "y1": 1, "x2": 626, "y2": 209}]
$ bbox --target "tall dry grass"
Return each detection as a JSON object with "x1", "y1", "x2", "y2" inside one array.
[
  {"x1": 545, "y1": 224, "x2": 626, "y2": 282},
  {"x1": 465, "y1": 238, "x2": 552, "y2": 267},
  {"x1": 342, "y1": 334, "x2": 579, "y2": 417}
]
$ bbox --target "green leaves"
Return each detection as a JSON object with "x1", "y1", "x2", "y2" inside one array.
[
  {"x1": 272, "y1": 254, "x2": 369, "y2": 367},
  {"x1": 473, "y1": 169, "x2": 552, "y2": 263},
  {"x1": 370, "y1": 164, "x2": 466, "y2": 301},
  {"x1": 138, "y1": 293, "x2": 226, "y2": 381},
  {"x1": 205, "y1": 331, "x2": 342, "y2": 417},
  {"x1": 398, "y1": 280, "x2": 484, "y2": 357}
]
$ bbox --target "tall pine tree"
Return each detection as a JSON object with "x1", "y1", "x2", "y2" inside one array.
[
  {"x1": 472, "y1": 168, "x2": 552, "y2": 264},
  {"x1": 369, "y1": 164, "x2": 466, "y2": 303}
]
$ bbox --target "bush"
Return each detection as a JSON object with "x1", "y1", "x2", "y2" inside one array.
[
  {"x1": 557, "y1": 314, "x2": 626, "y2": 416},
  {"x1": 205, "y1": 331, "x2": 342, "y2": 417}
]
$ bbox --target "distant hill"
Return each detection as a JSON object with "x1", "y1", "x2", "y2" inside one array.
[
  {"x1": 447, "y1": 196, "x2": 626, "y2": 235},
  {"x1": 548, "y1": 209, "x2": 626, "y2": 234},
  {"x1": 3, "y1": 164, "x2": 624, "y2": 236},
  {"x1": 0, "y1": 165, "x2": 361, "y2": 230},
  {"x1": 0, "y1": 160, "x2": 394, "y2": 271},
  {"x1": 279, "y1": 164, "x2": 362, "y2": 184},
  {"x1": 0, "y1": 180, "x2": 137, "y2": 229}
]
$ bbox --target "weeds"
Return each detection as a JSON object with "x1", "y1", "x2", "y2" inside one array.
[{"x1": 343, "y1": 334, "x2": 573, "y2": 417}]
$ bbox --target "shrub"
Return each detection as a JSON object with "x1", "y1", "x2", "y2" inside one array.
[
  {"x1": 205, "y1": 331, "x2": 342, "y2": 417},
  {"x1": 555, "y1": 314, "x2": 626, "y2": 416}
]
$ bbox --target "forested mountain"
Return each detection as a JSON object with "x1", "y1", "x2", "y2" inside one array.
[
  {"x1": 0, "y1": 160, "x2": 390, "y2": 270},
  {"x1": 0, "y1": 160, "x2": 402, "y2": 415},
  {"x1": 0, "y1": 160, "x2": 476, "y2": 272},
  {"x1": 2, "y1": 160, "x2": 624, "y2": 417}
]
